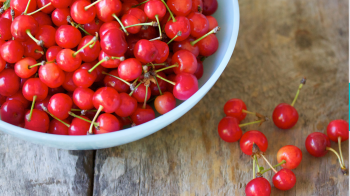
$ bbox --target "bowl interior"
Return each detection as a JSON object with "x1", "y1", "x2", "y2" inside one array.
[{"x1": 0, "y1": 0, "x2": 240, "y2": 150}]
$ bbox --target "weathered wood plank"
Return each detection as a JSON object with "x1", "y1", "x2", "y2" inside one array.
[
  {"x1": 0, "y1": 132, "x2": 95, "y2": 196},
  {"x1": 93, "y1": 0, "x2": 349, "y2": 195}
]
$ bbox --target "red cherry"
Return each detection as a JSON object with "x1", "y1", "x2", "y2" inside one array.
[
  {"x1": 55, "y1": 25, "x2": 82, "y2": 49},
  {"x1": 100, "y1": 28, "x2": 127, "y2": 56},
  {"x1": 56, "y1": 49, "x2": 82, "y2": 72},
  {"x1": 73, "y1": 63, "x2": 97, "y2": 88},
  {"x1": 48, "y1": 93, "x2": 73, "y2": 120},
  {"x1": 11, "y1": 0, "x2": 37, "y2": 14},
  {"x1": 172, "y1": 37, "x2": 199, "y2": 57},
  {"x1": 191, "y1": 0, "x2": 203, "y2": 13},
  {"x1": 202, "y1": 0, "x2": 218, "y2": 16},
  {"x1": 0, "y1": 18, "x2": 12, "y2": 41},
  {"x1": 73, "y1": 87, "x2": 94, "y2": 110},
  {"x1": 115, "y1": 92, "x2": 137, "y2": 117},
  {"x1": 150, "y1": 72, "x2": 167, "y2": 96},
  {"x1": 188, "y1": 12, "x2": 209, "y2": 38},
  {"x1": 39, "y1": 63, "x2": 65, "y2": 88},
  {"x1": 24, "y1": 109, "x2": 50, "y2": 133},
  {"x1": 144, "y1": 0, "x2": 166, "y2": 20},
  {"x1": 35, "y1": 25, "x2": 56, "y2": 48},
  {"x1": 83, "y1": 18, "x2": 103, "y2": 35},
  {"x1": 22, "y1": 78, "x2": 48, "y2": 101},
  {"x1": 223, "y1": 98, "x2": 247, "y2": 121},
  {"x1": 95, "y1": 0, "x2": 122, "y2": 22},
  {"x1": 217, "y1": 116, "x2": 242, "y2": 142},
  {"x1": 305, "y1": 132, "x2": 331, "y2": 157},
  {"x1": 0, "y1": 40, "x2": 24, "y2": 63},
  {"x1": 1, "y1": 9, "x2": 16, "y2": 20},
  {"x1": 327, "y1": 119, "x2": 349, "y2": 142},
  {"x1": 172, "y1": 49, "x2": 197, "y2": 74},
  {"x1": 130, "y1": 104, "x2": 155, "y2": 125},
  {"x1": 92, "y1": 87, "x2": 121, "y2": 113},
  {"x1": 127, "y1": 8, "x2": 147, "y2": 23},
  {"x1": 77, "y1": 35, "x2": 101, "y2": 63},
  {"x1": 272, "y1": 103, "x2": 299, "y2": 129},
  {"x1": 152, "y1": 40, "x2": 169, "y2": 63},
  {"x1": 7, "y1": 90, "x2": 30, "y2": 108},
  {"x1": 134, "y1": 39, "x2": 158, "y2": 64},
  {"x1": 70, "y1": 0, "x2": 96, "y2": 24},
  {"x1": 277, "y1": 145, "x2": 303, "y2": 169},
  {"x1": 0, "y1": 69, "x2": 20, "y2": 97},
  {"x1": 196, "y1": 34, "x2": 219, "y2": 56},
  {"x1": 14, "y1": 57, "x2": 39, "y2": 78},
  {"x1": 154, "y1": 92, "x2": 176, "y2": 114},
  {"x1": 51, "y1": 0, "x2": 72, "y2": 9},
  {"x1": 48, "y1": 119, "x2": 70, "y2": 135},
  {"x1": 103, "y1": 69, "x2": 130, "y2": 93},
  {"x1": 1, "y1": 100, "x2": 25, "y2": 126},
  {"x1": 121, "y1": 14, "x2": 143, "y2": 34},
  {"x1": 194, "y1": 59, "x2": 203, "y2": 79},
  {"x1": 22, "y1": 39, "x2": 44, "y2": 60},
  {"x1": 99, "y1": 21, "x2": 120, "y2": 37},
  {"x1": 69, "y1": 116, "x2": 91, "y2": 135},
  {"x1": 46, "y1": 46, "x2": 62, "y2": 62},
  {"x1": 272, "y1": 169, "x2": 296, "y2": 191},
  {"x1": 132, "y1": 83, "x2": 151, "y2": 103},
  {"x1": 32, "y1": 11, "x2": 53, "y2": 27},
  {"x1": 173, "y1": 73, "x2": 198, "y2": 100},
  {"x1": 245, "y1": 177, "x2": 271, "y2": 196},
  {"x1": 165, "y1": 16, "x2": 191, "y2": 42},
  {"x1": 62, "y1": 71, "x2": 78, "y2": 92},
  {"x1": 167, "y1": 0, "x2": 192, "y2": 16},
  {"x1": 11, "y1": 15, "x2": 39, "y2": 42},
  {"x1": 37, "y1": 0, "x2": 55, "y2": 14},
  {"x1": 51, "y1": 8, "x2": 70, "y2": 26},
  {"x1": 118, "y1": 58, "x2": 142, "y2": 82},
  {"x1": 240, "y1": 130, "x2": 268, "y2": 155},
  {"x1": 206, "y1": 15, "x2": 218, "y2": 31},
  {"x1": 94, "y1": 113, "x2": 120, "y2": 134}
]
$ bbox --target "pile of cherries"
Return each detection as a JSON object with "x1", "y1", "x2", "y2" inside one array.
[
  {"x1": 218, "y1": 78, "x2": 349, "y2": 195},
  {"x1": 0, "y1": 0, "x2": 221, "y2": 135}
]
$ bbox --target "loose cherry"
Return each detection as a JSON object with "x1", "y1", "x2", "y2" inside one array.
[
  {"x1": 272, "y1": 168, "x2": 297, "y2": 191},
  {"x1": 245, "y1": 177, "x2": 271, "y2": 196},
  {"x1": 276, "y1": 145, "x2": 302, "y2": 170},
  {"x1": 240, "y1": 130, "x2": 268, "y2": 155},
  {"x1": 14, "y1": 57, "x2": 40, "y2": 78}
]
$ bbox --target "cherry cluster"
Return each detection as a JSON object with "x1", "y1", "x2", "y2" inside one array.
[{"x1": 0, "y1": 0, "x2": 220, "y2": 135}]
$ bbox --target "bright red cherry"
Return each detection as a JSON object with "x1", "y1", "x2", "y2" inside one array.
[
  {"x1": 206, "y1": 15, "x2": 218, "y2": 31},
  {"x1": 192, "y1": 0, "x2": 203, "y2": 13},
  {"x1": 76, "y1": 35, "x2": 101, "y2": 63},
  {"x1": 21, "y1": 39, "x2": 44, "y2": 60},
  {"x1": 55, "y1": 25, "x2": 82, "y2": 49},
  {"x1": 127, "y1": 8, "x2": 147, "y2": 23},
  {"x1": 100, "y1": 28, "x2": 127, "y2": 56},
  {"x1": 152, "y1": 40, "x2": 169, "y2": 63},
  {"x1": 0, "y1": 69, "x2": 20, "y2": 97},
  {"x1": 11, "y1": 15, "x2": 39, "y2": 42},
  {"x1": 22, "y1": 78, "x2": 49, "y2": 101},
  {"x1": 73, "y1": 87, "x2": 94, "y2": 110},
  {"x1": 172, "y1": 49, "x2": 197, "y2": 74},
  {"x1": 327, "y1": 119, "x2": 349, "y2": 142},
  {"x1": 70, "y1": 0, "x2": 96, "y2": 24},
  {"x1": 103, "y1": 70, "x2": 130, "y2": 93},
  {"x1": 167, "y1": 0, "x2": 192, "y2": 16},
  {"x1": 0, "y1": 18, "x2": 12, "y2": 41},
  {"x1": 95, "y1": 0, "x2": 122, "y2": 22},
  {"x1": 36, "y1": 0, "x2": 55, "y2": 14},
  {"x1": 62, "y1": 71, "x2": 78, "y2": 92},
  {"x1": 165, "y1": 16, "x2": 191, "y2": 41},
  {"x1": 69, "y1": 116, "x2": 91, "y2": 135},
  {"x1": 48, "y1": 93, "x2": 73, "y2": 120},
  {"x1": 0, "y1": 40, "x2": 24, "y2": 63},
  {"x1": 240, "y1": 130, "x2": 268, "y2": 155},
  {"x1": 99, "y1": 21, "x2": 120, "y2": 37},
  {"x1": 173, "y1": 73, "x2": 198, "y2": 100},
  {"x1": 196, "y1": 34, "x2": 219, "y2": 57},
  {"x1": 217, "y1": 116, "x2": 242, "y2": 143},
  {"x1": 11, "y1": 0, "x2": 37, "y2": 14},
  {"x1": 305, "y1": 132, "x2": 330, "y2": 157},
  {"x1": 51, "y1": 8, "x2": 70, "y2": 26},
  {"x1": 272, "y1": 169, "x2": 296, "y2": 191},
  {"x1": 98, "y1": 51, "x2": 124, "y2": 68},
  {"x1": 24, "y1": 109, "x2": 50, "y2": 133},
  {"x1": 144, "y1": 0, "x2": 166, "y2": 20},
  {"x1": 73, "y1": 63, "x2": 97, "y2": 88},
  {"x1": 132, "y1": 83, "x2": 151, "y2": 103},
  {"x1": 121, "y1": 14, "x2": 144, "y2": 34},
  {"x1": 35, "y1": 25, "x2": 56, "y2": 48},
  {"x1": 224, "y1": 98, "x2": 248, "y2": 121},
  {"x1": 46, "y1": 46, "x2": 62, "y2": 62},
  {"x1": 56, "y1": 49, "x2": 82, "y2": 72},
  {"x1": 188, "y1": 12, "x2": 209, "y2": 38},
  {"x1": 115, "y1": 92, "x2": 137, "y2": 117},
  {"x1": 1, "y1": 100, "x2": 25, "y2": 126},
  {"x1": 93, "y1": 87, "x2": 121, "y2": 113},
  {"x1": 130, "y1": 104, "x2": 155, "y2": 125},
  {"x1": 14, "y1": 57, "x2": 41, "y2": 79},
  {"x1": 202, "y1": 0, "x2": 218, "y2": 16},
  {"x1": 134, "y1": 39, "x2": 158, "y2": 64},
  {"x1": 277, "y1": 145, "x2": 302, "y2": 170},
  {"x1": 245, "y1": 177, "x2": 271, "y2": 196},
  {"x1": 48, "y1": 119, "x2": 70, "y2": 135},
  {"x1": 154, "y1": 92, "x2": 176, "y2": 114},
  {"x1": 39, "y1": 63, "x2": 65, "y2": 88},
  {"x1": 94, "y1": 113, "x2": 120, "y2": 134},
  {"x1": 118, "y1": 58, "x2": 142, "y2": 82}
]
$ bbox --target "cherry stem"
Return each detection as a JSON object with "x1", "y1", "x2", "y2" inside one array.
[
  {"x1": 155, "y1": 15, "x2": 162, "y2": 39},
  {"x1": 73, "y1": 33, "x2": 98, "y2": 57},
  {"x1": 23, "y1": 0, "x2": 32, "y2": 15},
  {"x1": 338, "y1": 137, "x2": 345, "y2": 166},
  {"x1": 253, "y1": 154, "x2": 256, "y2": 179},
  {"x1": 70, "y1": 108, "x2": 97, "y2": 112},
  {"x1": 160, "y1": 0, "x2": 176, "y2": 22},
  {"x1": 154, "y1": 76, "x2": 162, "y2": 95},
  {"x1": 254, "y1": 155, "x2": 261, "y2": 173},
  {"x1": 326, "y1": 147, "x2": 347, "y2": 172},
  {"x1": 149, "y1": 37, "x2": 162, "y2": 41},
  {"x1": 242, "y1": 109, "x2": 256, "y2": 115},
  {"x1": 11, "y1": 8, "x2": 15, "y2": 21},
  {"x1": 102, "y1": 71, "x2": 131, "y2": 86},
  {"x1": 260, "y1": 160, "x2": 286, "y2": 174},
  {"x1": 68, "y1": 111, "x2": 98, "y2": 126},
  {"x1": 112, "y1": 14, "x2": 129, "y2": 36},
  {"x1": 132, "y1": 0, "x2": 149, "y2": 7},
  {"x1": 167, "y1": 31, "x2": 181, "y2": 45},
  {"x1": 156, "y1": 74, "x2": 175, "y2": 85},
  {"x1": 84, "y1": 0, "x2": 102, "y2": 10},
  {"x1": 26, "y1": 29, "x2": 43, "y2": 46},
  {"x1": 42, "y1": 106, "x2": 70, "y2": 127},
  {"x1": 239, "y1": 119, "x2": 266, "y2": 127},
  {"x1": 124, "y1": 21, "x2": 157, "y2": 29},
  {"x1": 27, "y1": 95, "x2": 37, "y2": 122},
  {"x1": 88, "y1": 105, "x2": 103, "y2": 134},
  {"x1": 129, "y1": 82, "x2": 142, "y2": 96},
  {"x1": 78, "y1": 26, "x2": 91, "y2": 35},
  {"x1": 155, "y1": 63, "x2": 178, "y2": 73},
  {"x1": 67, "y1": 16, "x2": 91, "y2": 35},
  {"x1": 27, "y1": 2, "x2": 52, "y2": 15},
  {"x1": 143, "y1": 84, "x2": 149, "y2": 109},
  {"x1": 260, "y1": 154, "x2": 278, "y2": 173},
  {"x1": 35, "y1": 50, "x2": 44, "y2": 55},
  {"x1": 291, "y1": 77, "x2": 306, "y2": 107},
  {"x1": 29, "y1": 61, "x2": 45, "y2": 69},
  {"x1": 146, "y1": 63, "x2": 167, "y2": 66},
  {"x1": 191, "y1": 26, "x2": 220, "y2": 46}
]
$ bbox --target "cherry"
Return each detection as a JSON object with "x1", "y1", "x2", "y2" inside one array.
[
  {"x1": 73, "y1": 87, "x2": 94, "y2": 110},
  {"x1": 100, "y1": 28, "x2": 127, "y2": 56},
  {"x1": 130, "y1": 104, "x2": 155, "y2": 125},
  {"x1": 69, "y1": 116, "x2": 91, "y2": 135},
  {"x1": 127, "y1": 8, "x2": 147, "y2": 23},
  {"x1": 103, "y1": 70, "x2": 130, "y2": 93},
  {"x1": 99, "y1": 21, "x2": 120, "y2": 37},
  {"x1": 273, "y1": 78, "x2": 306, "y2": 129},
  {"x1": 22, "y1": 39, "x2": 44, "y2": 60},
  {"x1": 48, "y1": 93, "x2": 72, "y2": 120},
  {"x1": 51, "y1": 0, "x2": 72, "y2": 9},
  {"x1": 48, "y1": 119, "x2": 70, "y2": 135},
  {"x1": 245, "y1": 177, "x2": 271, "y2": 196},
  {"x1": 152, "y1": 40, "x2": 169, "y2": 63},
  {"x1": 115, "y1": 92, "x2": 137, "y2": 117},
  {"x1": 62, "y1": 71, "x2": 78, "y2": 92},
  {"x1": 305, "y1": 132, "x2": 330, "y2": 157},
  {"x1": 192, "y1": 32, "x2": 219, "y2": 57},
  {"x1": 276, "y1": 145, "x2": 302, "y2": 170},
  {"x1": 14, "y1": 57, "x2": 40, "y2": 78},
  {"x1": 131, "y1": 83, "x2": 151, "y2": 103},
  {"x1": 95, "y1": 0, "x2": 122, "y2": 23},
  {"x1": 118, "y1": 58, "x2": 142, "y2": 81},
  {"x1": 191, "y1": 0, "x2": 203, "y2": 13},
  {"x1": 122, "y1": 14, "x2": 149, "y2": 34},
  {"x1": 94, "y1": 113, "x2": 120, "y2": 134},
  {"x1": 167, "y1": 0, "x2": 191, "y2": 16},
  {"x1": 194, "y1": 59, "x2": 203, "y2": 79},
  {"x1": 46, "y1": 46, "x2": 62, "y2": 62},
  {"x1": 327, "y1": 119, "x2": 349, "y2": 142},
  {"x1": 1, "y1": 100, "x2": 25, "y2": 126},
  {"x1": 73, "y1": 63, "x2": 97, "y2": 88},
  {"x1": 240, "y1": 130, "x2": 268, "y2": 155},
  {"x1": 7, "y1": 90, "x2": 30, "y2": 108},
  {"x1": 11, "y1": 0, "x2": 37, "y2": 15},
  {"x1": 71, "y1": 0, "x2": 96, "y2": 24},
  {"x1": 24, "y1": 109, "x2": 50, "y2": 132},
  {"x1": 217, "y1": 116, "x2": 242, "y2": 143},
  {"x1": 150, "y1": 72, "x2": 167, "y2": 96},
  {"x1": 224, "y1": 98, "x2": 249, "y2": 121},
  {"x1": 206, "y1": 15, "x2": 218, "y2": 31},
  {"x1": 188, "y1": 12, "x2": 209, "y2": 38},
  {"x1": 32, "y1": 11, "x2": 53, "y2": 27},
  {"x1": 172, "y1": 37, "x2": 199, "y2": 57},
  {"x1": 172, "y1": 73, "x2": 198, "y2": 100},
  {"x1": 35, "y1": 25, "x2": 56, "y2": 48},
  {"x1": 202, "y1": 0, "x2": 217, "y2": 16},
  {"x1": 22, "y1": 78, "x2": 48, "y2": 101},
  {"x1": 0, "y1": 40, "x2": 24, "y2": 63},
  {"x1": 144, "y1": 0, "x2": 166, "y2": 20},
  {"x1": 38, "y1": 62, "x2": 65, "y2": 88},
  {"x1": 77, "y1": 35, "x2": 101, "y2": 63},
  {"x1": 55, "y1": 25, "x2": 82, "y2": 49},
  {"x1": 165, "y1": 16, "x2": 191, "y2": 42},
  {"x1": 154, "y1": 91, "x2": 176, "y2": 114},
  {"x1": 83, "y1": 18, "x2": 103, "y2": 35},
  {"x1": 134, "y1": 39, "x2": 158, "y2": 64},
  {"x1": 36, "y1": 0, "x2": 55, "y2": 14},
  {"x1": 0, "y1": 69, "x2": 20, "y2": 97},
  {"x1": 172, "y1": 49, "x2": 197, "y2": 74},
  {"x1": 11, "y1": 15, "x2": 39, "y2": 43},
  {"x1": 51, "y1": 8, "x2": 70, "y2": 26},
  {"x1": 0, "y1": 18, "x2": 12, "y2": 41},
  {"x1": 56, "y1": 49, "x2": 83, "y2": 72},
  {"x1": 272, "y1": 168, "x2": 296, "y2": 191}
]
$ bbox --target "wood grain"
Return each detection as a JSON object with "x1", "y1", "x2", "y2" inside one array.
[{"x1": 93, "y1": 0, "x2": 349, "y2": 195}]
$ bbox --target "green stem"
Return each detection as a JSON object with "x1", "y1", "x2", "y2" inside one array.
[
  {"x1": 132, "y1": 0, "x2": 149, "y2": 7},
  {"x1": 326, "y1": 147, "x2": 347, "y2": 171},
  {"x1": 0, "y1": 0, "x2": 11, "y2": 13},
  {"x1": 26, "y1": 29, "x2": 41, "y2": 45},
  {"x1": 73, "y1": 34, "x2": 98, "y2": 57},
  {"x1": 102, "y1": 71, "x2": 131, "y2": 86},
  {"x1": 167, "y1": 33, "x2": 180, "y2": 45},
  {"x1": 112, "y1": 14, "x2": 129, "y2": 36},
  {"x1": 29, "y1": 61, "x2": 45, "y2": 69},
  {"x1": 155, "y1": 63, "x2": 178, "y2": 73},
  {"x1": 156, "y1": 74, "x2": 175, "y2": 85},
  {"x1": 27, "y1": 95, "x2": 37, "y2": 122},
  {"x1": 23, "y1": 0, "x2": 32, "y2": 15},
  {"x1": 338, "y1": 137, "x2": 345, "y2": 166},
  {"x1": 160, "y1": 0, "x2": 176, "y2": 22},
  {"x1": 78, "y1": 26, "x2": 91, "y2": 35},
  {"x1": 260, "y1": 160, "x2": 286, "y2": 174},
  {"x1": 146, "y1": 63, "x2": 167, "y2": 66},
  {"x1": 43, "y1": 108, "x2": 70, "y2": 127},
  {"x1": 191, "y1": 26, "x2": 220, "y2": 46},
  {"x1": 291, "y1": 78, "x2": 306, "y2": 106},
  {"x1": 88, "y1": 105, "x2": 103, "y2": 134},
  {"x1": 27, "y1": 2, "x2": 52, "y2": 15},
  {"x1": 129, "y1": 82, "x2": 142, "y2": 96},
  {"x1": 154, "y1": 76, "x2": 162, "y2": 95},
  {"x1": 68, "y1": 111, "x2": 98, "y2": 126},
  {"x1": 261, "y1": 154, "x2": 277, "y2": 173},
  {"x1": 70, "y1": 109, "x2": 97, "y2": 112},
  {"x1": 242, "y1": 109, "x2": 256, "y2": 115},
  {"x1": 155, "y1": 15, "x2": 162, "y2": 38},
  {"x1": 84, "y1": 0, "x2": 102, "y2": 10},
  {"x1": 124, "y1": 21, "x2": 156, "y2": 29},
  {"x1": 239, "y1": 119, "x2": 265, "y2": 127},
  {"x1": 254, "y1": 155, "x2": 261, "y2": 173},
  {"x1": 143, "y1": 84, "x2": 149, "y2": 109},
  {"x1": 253, "y1": 155, "x2": 256, "y2": 179}
]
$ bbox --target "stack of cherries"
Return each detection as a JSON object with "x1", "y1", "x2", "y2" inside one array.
[{"x1": 0, "y1": 0, "x2": 221, "y2": 135}]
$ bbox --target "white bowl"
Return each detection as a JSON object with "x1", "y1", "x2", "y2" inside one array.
[{"x1": 0, "y1": 0, "x2": 240, "y2": 150}]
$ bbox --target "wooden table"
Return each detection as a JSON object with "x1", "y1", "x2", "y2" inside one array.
[{"x1": 0, "y1": 0, "x2": 348, "y2": 195}]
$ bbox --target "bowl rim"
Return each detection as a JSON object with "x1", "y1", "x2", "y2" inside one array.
[{"x1": 0, "y1": 0, "x2": 240, "y2": 150}]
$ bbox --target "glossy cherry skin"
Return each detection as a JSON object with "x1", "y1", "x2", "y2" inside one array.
[
  {"x1": 70, "y1": 0, "x2": 96, "y2": 24},
  {"x1": 48, "y1": 119, "x2": 70, "y2": 135},
  {"x1": 223, "y1": 98, "x2": 247, "y2": 122},
  {"x1": 273, "y1": 169, "x2": 296, "y2": 191},
  {"x1": 197, "y1": 34, "x2": 219, "y2": 56},
  {"x1": 35, "y1": 25, "x2": 56, "y2": 48},
  {"x1": 217, "y1": 116, "x2": 242, "y2": 142},
  {"x1": 0, "y1": 40, "x2": 24, "y2": 63},
  {"x1": 73, "y1": 63, "x2": 97, "y2": 88},
  {"x1": 206, "y1": 15, "x2": 218, "y2": 31},
  {"x1": 172, "y1": 37, "x2": 200, "y2": 57},
  {"x1": 188, "y1": 12, "x2": 209, "y2": 38},
  {"x1": 11, "y1": 15, "x2": 39, "y2": 42},
  {"x1": 14, "y1": 57, "x2": 38, "y2": 78},
  {"x1": 69, "y1": 116, "x2": 91, "y2": 135},
  {"x1": 327, "y1": 119, "x2": 349, "y2": 142},
  {"x1": 130, "y1": 104, "x2": 155, "y2": 125},
  {"x1": 118, "y1": 58, "x2": 142, "y2": 82},
  {"x1": 240, "y1": 130, "x2": 268, "y2": 155},
  {"x1": 165, "y1": 16, "x2": 191, "y2": 41},
  {"x1": 51, "y1": 8, "x2": 70, "y2": 26},
  {"x1": 167, "y1": 0, "x2": 192, "y2": 16},
  {"x1": 277, "y1": 145, "x2": 302, "y2": 170},
  {"x1": 32, "y1": 12, "x2": 53, "y2": 27},
  {"x1": 99, "y1": 21, "x2": 121, "y2": 37},
  {"x1": 192, "y1": 0, "x2": 203, "y2": 13},
  {"x1": 51, "y1": 0, "x2": 72, "y2": 9},
  {"x1": 103, "y1": 70, "x2": 130, "y2": 93},
  {"x1": 127, "y1": 8, "x2": 147, "y2": 23},
  {"x1": 172, "y1": 49, "x2": 197, "y2": 74},
  {"x1": 57, "y1": 49, "x2": 82, "y2": 72},
  {"x1": 22, "y1": 78, "x2": 49, "y2": 101},
  {"x1": 154, "y1": 92, "x2": 176, "y2": 115},
  {"x1": 39, "y1": 63, "x2": 66, "y2": 88},
  {"x1": 94, "y1": 113, "x2": 120, "y2": 134},
  {"x1": 0, "y1": 18, "x2": 12, "y2": 41},
  {"x1": 62, "y1": 72, "x2": 78, "y2": 92},
  {"x1": 99, "y1": 51, "x2": 123, "y2": 68},
  {"x1": 144, "y1": 0, "x2": 166, "y2": 19},
  {"x1": 77, "y1": 35, "x2": 101, "y2": 63},
  {"x1": 7, "y1": 90, "x2": 30, "y2": 108},
  {"x1": 245, "y1": 177, "x2": 271, "y2": 196},
  {"x1": 73, "y1": 87, "x2": 94, "y2": 110},
  {"x1": 305, "y1": 132, "x2": 331, "y2": 157},
  {"x1": 93, "y1": 87, "x2": 120, "y2": 113},
  {"x1": 202, "y1": 0, "x2": 218, "y2": 16},
  {"x1": 24, "y1": 109, "x2": 50, "y2": 133},
  {"x1": 194, "y1": 59, "x2": 203, "y2": 79},
  {"x1": 0, "y1": 69, "x2": 20, "y2": 97},
  {"x1": 11, "y1": 0, "x2": 37, "y2": 14},
  {"x1": 115, "y1": 92, "x2": 137, "y2": 117},
  {"x1": 37, "y1": 0, "x2": 55, "y2": 14},
  {"x1": 122, "y1": 14, "x2": 142, "y2": 34},
  {"x1": 272, "y1": 103, "x2": 299, "y2": 129},
  {"x1": 46, "y1": 46, "x2": 62, "y2": 62},
  {"x1": 101, "y1": 28, "x2": 127, "y2": 56},
  {"x1": 55, "y1": 25, "x2": 82, "y2": 49},
  {"x1": 83, "y1": 19, "x2": 103, "y2": 35},
  {"x1": 173, "y1": 73, "x2": 198, "y2": 100},
  {"x1": 134, "y1": 39, "x2": 158, "y2": 64},
  {"x1": 150, "y1": 72, "x2": 167, "y2": 96},
  {"x1": 48, "y1": 93, "x2": 72, "y2": 120},
  {"x1": 152, "y1": 40, "x2": 169, "y2": 64},
  {"x1": 132, "y1": 83, "x2": 151, "y2": 103},
  {"x1": 1, "y1": 100, "x2": 25, "y2": 126},
  {"x1": 22, "y1": 39, "x2": 44, "y2": 60},
  {"x1": 95, "y1": 0, "x2": 122, "y2": 22}
]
